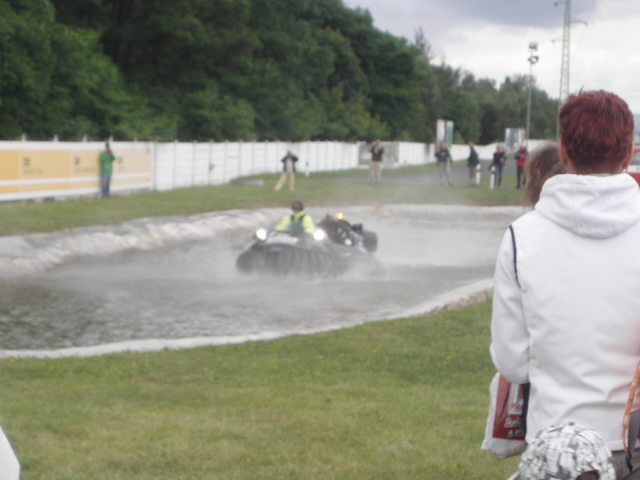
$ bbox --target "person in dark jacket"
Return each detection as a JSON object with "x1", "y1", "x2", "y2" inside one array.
[
  {"x1": 491, "y1": 145, "x2": 507, "y2": 188},
  {"x1": 274, "y1": 150, "x2": 298, "y2": 192},
  {"x1": 435, "y1": 141, "x2": 454, "y2": 186},
  {"x1": 467, "y1": 141, "x2": 479, "y2": 186},
  {"x1": 369, "y1": 139, "x2": 384, "y2": 184}
]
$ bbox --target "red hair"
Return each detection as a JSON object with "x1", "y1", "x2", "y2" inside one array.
[{"x1": 559, "y1": 90, "x2": 634, "y2": 174}]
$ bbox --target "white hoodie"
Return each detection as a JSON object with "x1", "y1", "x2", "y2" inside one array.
[{"x1": 491, "y1": 173, "x2": 640, "y2": 451}]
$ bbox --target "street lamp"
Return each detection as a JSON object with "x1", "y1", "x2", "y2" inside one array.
[{"x1": 526, "y1": 42, "x2": 539, "y2": 147}]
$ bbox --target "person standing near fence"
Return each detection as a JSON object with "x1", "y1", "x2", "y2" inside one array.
[
  {"x1": 467, "y1": 141, "x2": 479, "y2": 186},
  {"x1": 515, "y1": 144, "x2": 528, "y2": 189},
  {"x1": 435, "y1": 141, "x2": 454, "y2": 186},
  {"x1": 274, "y1": 150, "x2": 298, "y2": 192},
  {"x1": 99, "y1": 143, "x2": 117, "y2": 198},
  {"x1": 491, "y1": 145, "x2": 507, "y2": 188},
  {"x1": 369, "y1": 139, "x2": 384, "y2": 184}
]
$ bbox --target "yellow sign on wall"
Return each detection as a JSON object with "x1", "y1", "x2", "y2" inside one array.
[
  {"x1": 70, "y1": 151, "x2": 100, "y2": 178},
  {"x1": 0, "y1": 145, "x2": 153, "y2": 200},
  {"x1": 0, "y1": 150, "x2": 19, "y2": 194}
]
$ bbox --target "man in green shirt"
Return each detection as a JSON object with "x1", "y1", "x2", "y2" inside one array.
[{"x1": 99, "y1": 144, "x2": 116, "y2": 198}]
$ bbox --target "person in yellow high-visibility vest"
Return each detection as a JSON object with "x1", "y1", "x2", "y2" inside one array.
[{"x1": 275, "y1": 201, "x2": 315, "y2": 234}]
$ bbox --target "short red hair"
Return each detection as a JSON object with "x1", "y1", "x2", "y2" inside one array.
[{"x1": 559, "y1": 90, "x2": 634, "y2": 174}]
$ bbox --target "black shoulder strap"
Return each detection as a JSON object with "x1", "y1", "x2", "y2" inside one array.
[{"x1": 509, "y1": 225, "x2": 521, "y2": 288}]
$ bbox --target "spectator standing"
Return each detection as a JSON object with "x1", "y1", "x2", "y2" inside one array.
[
  {"x1": 467, "y1": 141, "x2": 479, "y2": 186},
  {"x1": 435, "y1": 141, "x2": 454, "y2": 186},
  {"x1": 515, "y1": 144, "x2": 528, "y2": 189},
  {"x1": 274, "y1": 150, "x2": 298, "y2": 192},
  {"x1": 490, "y1": 90, "x2": 640, "y2": 479},
  {"x1": 369, "y1": 139, "x2": 384, "y2": 184},
  {"x1": 99, "y1": 143, "x2": 117, "y2": 198},
  {"x1": 491, "y1": 145, "x2": 507, "y2": 188}
]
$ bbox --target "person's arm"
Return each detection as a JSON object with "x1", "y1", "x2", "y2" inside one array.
[
  {"x1": 275, "y1": 216, "x2": 291, "y2": 231},
  {"x1": 490, "y1": 228, "x2": 530, "y2": 385}
]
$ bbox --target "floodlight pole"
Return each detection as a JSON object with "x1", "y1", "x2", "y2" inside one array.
[
  {"x1": 556, "y1": 0, "x2": 571, "y2": 138},
  {"x1": 526, "y1": 42, "x2": 539, "y2": 148},
  {"x1": 554, "y1": 0, "x2": 586, "y2": 138}
]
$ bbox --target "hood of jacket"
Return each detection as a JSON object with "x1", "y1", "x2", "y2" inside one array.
[{"x1": 535, "y1": 173, "x2": 640, "y2": 239}]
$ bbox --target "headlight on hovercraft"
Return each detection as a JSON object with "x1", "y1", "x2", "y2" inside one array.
[
  {"x1": 313, "y1": 229, "x2": 327, "y2": 241},
  {"x1": 256, "y1": 228, "x2": 268, "y2": 241}
]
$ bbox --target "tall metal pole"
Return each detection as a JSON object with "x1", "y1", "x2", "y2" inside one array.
[
  {"x1": 526, "y1": 43, "x2": 539, "y2": 148},
  {"x1": 556, "y1": 0, "x2": 571, "y2": 138},
  {"x1": 526, "y1": 62, "x2": 533, "y2": 148}
]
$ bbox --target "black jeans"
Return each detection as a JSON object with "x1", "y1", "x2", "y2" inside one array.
[{"x1": 516, "y1": 165, "x2": 526, "y2": 188}]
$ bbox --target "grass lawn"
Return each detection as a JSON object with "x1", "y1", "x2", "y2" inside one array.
[
  {"x1": 0, "y1": 164, "x2": 524, "y2": 236},
  {"x1": 0, "y1": 300, "x2": 519, "y2": 480}
]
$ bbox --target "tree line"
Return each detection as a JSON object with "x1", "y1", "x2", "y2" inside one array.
[{"x1": 0, "y1": 0, "x2": 559, "y2": 143}]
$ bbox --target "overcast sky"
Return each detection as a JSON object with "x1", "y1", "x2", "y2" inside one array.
[{"x1": 342, "y1": 0, "x2": 640, "y2": 113}]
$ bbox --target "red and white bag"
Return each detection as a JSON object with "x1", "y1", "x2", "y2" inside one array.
[{"x1": 481, "y1": 373, "x2": 527, "y2": 459}]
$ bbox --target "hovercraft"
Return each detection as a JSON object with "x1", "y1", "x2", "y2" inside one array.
[{"x1": 236, "y1": 213, "x2": 382, "y2": 277}]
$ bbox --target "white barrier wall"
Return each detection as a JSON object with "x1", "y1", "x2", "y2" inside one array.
[
  {"x1": 153, "y1": 141, "x2": 362, "y2": 191},
  {"x1": 449, "y1": 140, "x2": 552, "y2": 162},
  {"x1": 0, "y1": 139, "x2": 554, "y2": 200}
]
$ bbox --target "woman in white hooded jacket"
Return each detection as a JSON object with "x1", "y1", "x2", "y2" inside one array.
[{"x1": 491, "y1": 90, "x2": 640, "y2": 479}]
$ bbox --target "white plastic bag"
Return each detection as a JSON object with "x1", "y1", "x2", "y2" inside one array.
[{"x1": 481, "y1": 373, "x2": 527, "y2": 459}]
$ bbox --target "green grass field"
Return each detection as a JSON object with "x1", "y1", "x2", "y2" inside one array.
[
  {"x1": 0, "y1": 301, "x2": 519, "y2": 480},
  {"x1": 0, "y1": 166, "x2": 523, "y2": 479}
]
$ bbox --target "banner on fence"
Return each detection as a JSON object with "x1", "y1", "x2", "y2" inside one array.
[{"x1": 0, "y1": 145, "x2": 153, "y2": 201}]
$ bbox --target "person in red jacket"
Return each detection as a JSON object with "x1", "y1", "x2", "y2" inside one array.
[{"x1": 515, "y1": 144, "x2": 528, "y2": 189}]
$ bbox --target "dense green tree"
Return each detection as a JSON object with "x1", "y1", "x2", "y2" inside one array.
[
  {"x1": 496, "y1": 75, "x2": 557, "y2": 141},
  {"x1": 0, "y1": 0, "x2": 172, "y2": 140},
  {"x1": 3, "y1": 0, "x2": 559, "y2": 143}
]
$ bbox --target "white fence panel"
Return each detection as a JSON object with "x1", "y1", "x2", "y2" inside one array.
[
  {"x1": 475, "y1": 144, "x2": 496, "y2": 160},
  {"x1": 228, "y1": 143, "x2": 243, "y2": 180},
  {"x1": 397, "y1": 142, "x2": 430, "y2": 166},
  {"x1": 209, "y1": 142, "x2": 226, "y2": 185},
  {"x1": 154, "y1": 142, "x2": 174, "y2": 191},
  {"x1": 172, "y1": 142, "x2": 198, "y2": 189},
  {"x1": 264, "y1": 142, "x2": 278, "y2": 174},
  {"x1": 250, "y1": 142, "x2": 268, "y2": 176},
  {"x1": 191, "y1": 142, "x2": 212, "y2": 186},
  {"x1": 450, "y1": 144, "x2": 471, "y2": 161},
  {"x1": 346, "y1": 143, "x2": 360, "y2": 169},
  {"x1": 238, "y1": 142, "x2": 255, "y2": 178}
]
